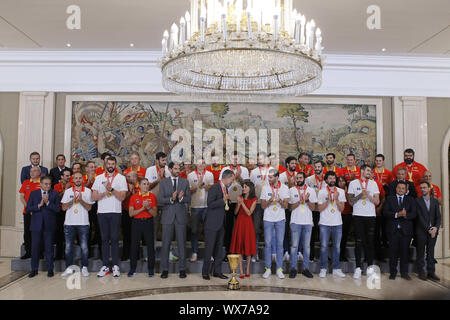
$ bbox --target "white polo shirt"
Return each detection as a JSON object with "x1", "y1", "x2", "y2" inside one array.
[
  {"x1": 92, "y1": 173, "x2": 128, "y2": 213},
  {"x1": 279, "y1": 171, "x2": 296, "y2": 188},
  {"x1": 348, "y1": 179, "x2": 380, "y2": 217},
  {"x1": 61, "y1": 187, "x2": 95, "y2": 225},
  {"x1": 219, "y1": 165, "x2": 249, "y2": 203},
  {"x1": 260, "y1": 182, "x2": 290, "y2": 222},
  {"x1": 250, "y1": 166, "x2": 274, "y2": 203},
  {"x1": 188, "y1": 170, "x2": 214, "y2": 208},
  {"x1": 318, "y1": 187, "x2": 346, "y2": 226},
  {"x1": 289, "y1": 185, "x2": 317, "y2": 225},
  {"x1": 145, "y1": 165, "x2": 171, "y2": 197},
  {"x1": 305, "y1": 175, "x2": 327, "y2": 194}
]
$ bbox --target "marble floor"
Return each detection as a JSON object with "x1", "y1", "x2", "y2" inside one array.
[{"x1": 0, "y1": 257, "x2": 449, "y2": 300}]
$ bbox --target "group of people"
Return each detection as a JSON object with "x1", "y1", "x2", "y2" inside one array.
[{"x1": 19, "y1": 147, "x2": 442, "y2": 282}]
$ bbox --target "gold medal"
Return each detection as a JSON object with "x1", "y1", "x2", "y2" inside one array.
[
  {"x1": 273, "y1": 206, "x2": 277, "y2": 211},
  {"x1": 233, "y1": 186, "x2": 237, "y2": 191},
  {"x1": 300, "y1": 203, "x2": 305, "y2": 212},
  {"x1": 362, "y1": 200, "x2": 367, "y2": 205},
  {"x1": 74, "y1": 209, "x2": 78, "y2": 214},
  {"x1": 199, "y1": 189, "x2": 203, "y2": 196},
  {"x1": 331, "y1": 208, "x2": 335, "y2": 213},
  {"x1": 107, "y1": 192, "x2": 112, "y2": 197},
  {"x1": 225, "y1": 200, "x2": 229, "y2": 211}
]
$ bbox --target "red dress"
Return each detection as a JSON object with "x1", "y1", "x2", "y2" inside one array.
[{"x1": 230, "y1": 197, "x2": 257, "y2": 256}]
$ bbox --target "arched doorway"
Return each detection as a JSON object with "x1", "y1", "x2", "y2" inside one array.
[{"x1": 440, "y1": 127, "x2": 450, "y2": 258}]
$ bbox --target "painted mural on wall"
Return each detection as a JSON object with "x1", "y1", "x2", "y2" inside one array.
[{"x1": 71, "y1": 101, "x2": 377, "y2": 171}]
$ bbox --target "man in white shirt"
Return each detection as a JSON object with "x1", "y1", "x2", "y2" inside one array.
[
  {"x1": 305, "y1": 160, "x2": 326, "y2": 261},
  {"x1": 92, "y1": 156, "x2": 128, "y2": 277},
  {"x1": 61, "y1": 172, "x2": 95, "y2": 277},
  {"x1": 260, "y1": 169, "x2": 290, "y2": 279},
  {"x1": 145, "y1": 152, "x2": 171, "y2": 244},
  {"x1": 288, "y1": 172, "x2": 317, "y2": 279},
  {"x1": 348, "y1": 164, "x2": 380, "y2": 279},
  {"x1": 249, "y1": 152, "x2": 272, "y2": 262},
  {"x1": 188, "y1": 159, "x2": 214, "y2": 262},
  {"x1": 219, "y1": 151, "x2": 249, "y2": 260},
  {"x1": 317, "y1": 171, "x2": 346, "y2": 278}
]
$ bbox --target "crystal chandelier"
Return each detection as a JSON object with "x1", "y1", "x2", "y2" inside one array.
[{"x1": 159, "y1": 0, "x2": 324, "y2": 99}]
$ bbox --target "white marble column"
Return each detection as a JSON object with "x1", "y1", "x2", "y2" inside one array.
[
  {"x1": 392, "y1": 97, "x2": 428, "y2": 168},
  {"x1": 0, "y1": 92, "x2": 55, "y2": 257}
]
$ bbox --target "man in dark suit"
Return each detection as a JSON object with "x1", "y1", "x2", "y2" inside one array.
[
  {"x1": 416, "y1": 181, "x2": 441, "y2": 281},
  {"x1": 26, "y1": 176, "x2": 60, "y2": 278},
  {"x1": 202, "y1": 169, "x2": 235, "y2": 280},
  {"x1": 49, "y1": 154, "x2": 71, "y2": 187},
  {"x1": 157, "y1": 162, "x2": 191, "y2": 279},
  {"x1": 20, "y1": 152, "x2": 49, "y2": 184},
  {"x1": 388, "y1": 167, "x2": 417, "y2": 198},
  {"x1": 383, "y1": 181, "x2": 416, "y2": 280}
]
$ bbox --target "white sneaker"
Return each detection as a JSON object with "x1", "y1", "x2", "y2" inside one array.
[
  {"x1": 298, "y1": 252, "x2": 303, "y2": 260},
  {"x1": 61, "y1": 267, "x2": 74, "y2": 277},
  {"x1": 333, "y1": 269, "x2": 346, "y2": 278},
  {"x1": 271, "y1": 253, "x2": 276, "y2": 262},
  {"x1": 283, "y1": 252, "x2": 290, "y2": 261},
  {"x1": 169, "y1": 252, "x2": 179, "y2": 261},
  {"x1": 353, "y1": 267, "x2": 362, "y2": 279},
  {"x1": 251, "y1": 256, "x2": 256, "y2": 263},
  {"x1": 81, "y1": 266, "x2": 89, "y2": 277},
  {"x1": 366, "y1": 266, "x2": 379, "y2": 279},
  {"x1": 262, "y1": 268, "x2": 271, "y2": 279},
  {"x1": 319, "y1": 268, "x2": 327, "y2": 278},
  {"x1": 276, "y1": 268, "x2": 285, "y2": 279},
  {"x1": 112, "y1": 265, "x2": 120, "y2": 277},
  {"x1": 97, "y1": 266, "x2": 110, "y2": 277},
  {"x1": 190, "y1": 253, "x2": 198, "y2": 263},
  {"x1": 210, "y1": 257, "x2": 214, "y2": 262}
]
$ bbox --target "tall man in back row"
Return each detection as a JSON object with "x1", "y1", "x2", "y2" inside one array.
[{"x1": 158, "y1": 162, "x2": 191, "y2": 279}]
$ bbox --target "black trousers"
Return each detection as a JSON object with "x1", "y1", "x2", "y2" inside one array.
[
  {"x1": 97, "y1": 212, "x2": 121, "y2": 267},
  {"x1": 224, "y1": 203, "x2": 236, "y2": 254},
  {"x1": 416, "y1": 232, "x2": 437, "y2": 274},
  {"x1": 340, "y1": 214, "x2": 353, "y2": 259},
  {"x1": 121, "y1": 210, "x2": 132, "y2": 259},
  {"x1": 23, "y1": 213, "x2": 32, "y2": 255},
  {"x1": 202, "y1": 226, "x2": 225, "y2": 275},
  {"x1": 283, "y1": 209, "x2": 291, "y2": 253},
  {"x1": 130, "y1": 218, "x2": 155, "y2": 273},
  {"x1": 374, "y1": 215, "x2": 388, "y2": 259},
  {"x1": 309, "y1": 211, "x2": 320, "y2": 259},
  {"x1": 353, "y1": 216, "x2": 376, "y2": 268},
  {"x1": 54, "y1": 211, "x2": 66, "y2": 258},
  {"x1": 88, "y1": 203, "x2": 101, "y2": 248},
  {"x1": 388, "y1": 229, "x2": 411, "y2": 275}
]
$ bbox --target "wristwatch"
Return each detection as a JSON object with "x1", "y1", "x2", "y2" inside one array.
[{"x1": 110, "y1": 188, "x2": 115, "y2": 193}]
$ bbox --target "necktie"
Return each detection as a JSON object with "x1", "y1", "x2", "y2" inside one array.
[
  {"x1": 398, "y1": 196, "x2": 403, "y2": 209},
  {"x1": 173, "y1": 178, "x2": 177, "y2": 192}
]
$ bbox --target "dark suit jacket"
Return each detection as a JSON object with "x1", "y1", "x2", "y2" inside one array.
[
  {"x1": 383, "y1": 194, "x2": 417, "y2": 237},
  {"x1": 388, "y1": 180, "x2": 417, "y2": 198},
  {"x1": 20, "y1": 165, "x2": 48, "y2": 184},
  {"x1": 49, "y1": 166, "x2": 71, "y2": 187},
  {"x1": 26, "y1": 189, "x2": 60, "y2": 232},
  {"x1": 157, "y1": 177, "x2": 191, "y2": 225},
  {"x1": 204, "y1": 183, "x2": 227, "y2": 232},
  {"x1": 415, "y1": 197, "x2": 441, "y2": 236}
]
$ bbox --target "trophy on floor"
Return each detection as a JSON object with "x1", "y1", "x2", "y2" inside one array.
[{"x1": 227, "y1": 254, "x2": 241, "y2": 290}]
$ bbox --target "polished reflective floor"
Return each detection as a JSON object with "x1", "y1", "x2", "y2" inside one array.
[{"x1": 0, "y1": 257, "x2": 449, "y2": 300}]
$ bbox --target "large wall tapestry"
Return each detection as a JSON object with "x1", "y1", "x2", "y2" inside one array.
[{"x1": 71, "y1": 101, "x2": 377, "y2": 171}]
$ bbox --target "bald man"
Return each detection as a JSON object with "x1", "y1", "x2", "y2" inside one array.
[{"x1": 416, "y1": 171, "x2": 442, "y2": 206}]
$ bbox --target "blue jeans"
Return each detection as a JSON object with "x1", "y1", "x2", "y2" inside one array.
[
  {"x1": 64, "y1": 225, "x2": 89, "y2": 268},
  {"x1": 319, "y1": 225, "x2": 342, "y2": 270},
  {"x1": 264, "y1": 220, "x2": 285, "y2": 269},
  {"x1": 271, "y1": 228, "x2": 276, "y2": 254},
  {"x1": 290, "y1": 224, "x2": 312, "y2": 270},
  {"x1": 191, "y1": 207, "x2": 207, "y2": 253}
]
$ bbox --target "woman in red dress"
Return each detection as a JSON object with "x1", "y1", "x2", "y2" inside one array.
[{"x1": 230, "y1": 181, "x2": 257, "y2": 278}]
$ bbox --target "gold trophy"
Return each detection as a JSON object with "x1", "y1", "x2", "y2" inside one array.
[{"x1": 227, "y1": 254, "x2": 241, "y2": 290}]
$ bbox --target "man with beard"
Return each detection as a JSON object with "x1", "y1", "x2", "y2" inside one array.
[
  {"x1": 206, "y1": 155, "x2": 223, "y2": 184},
  {"x1": 20, "y1": 152, "x2": 48, "y2": 183},
  {"x1": 49, "y1": 154, "x2": 70, "y2": 187},
  {"x1": 288, "y1": 172, "x2": 316, "y2": 278},
  {"x1": 342, "y1": 153, "x2": 361, "y2": 182},
  {"x1": 92, "y1": 156, "x2": 128, "y2": 277},
  {"x1": 416, "y1": 171, "x2": 442, "y2": 206},
  {"x1": 323, "y1": 153, "x2": 343, "y2": 177},
  {"x1": 249, "y1": 152, "x2": 272, "y2": 262},
  {"x1": 158, "y1": 162, "x2": 191, "y2": 279},
  {"x1": 317, "y1": 171, "x2": 346, "y2": 278},
  {"x1": 61, "y1": 172, "x2": 94, "y2": 278},
  {"x1": 202, "y1": 170, "x2": 235, "y2": 280},
  {"x1": 383, "y1": 181, "x2": 417, "y2": 280},
  {"x1": 348, "y1": 165, "x2": 380, "y2": 279},
  {"x1": 296, "y1": 153, "x2": 314, "y2": 177},
  {"x1": 53, "y1": 169, "x2": 72, "y2": 260},
  {"x1": 393, "y1": 148, "x2": 427, "y2": 187},
  {"x1": 261, "y1": 169, "x2": 290, "y2": 279},
  {"x1": 305, "y1": 161, "x2": 326, "y2": 261},
  {"x1": 279, "y1": 156, "x2": 298, "y2": 261},
  {"x1": 95, "y1": 152, "x2": 118, "y2": 176}
]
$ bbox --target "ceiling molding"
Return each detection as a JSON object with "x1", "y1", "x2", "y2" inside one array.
[{"x1": 0, "y1": 50, "x2": 449, "y2": 97}]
